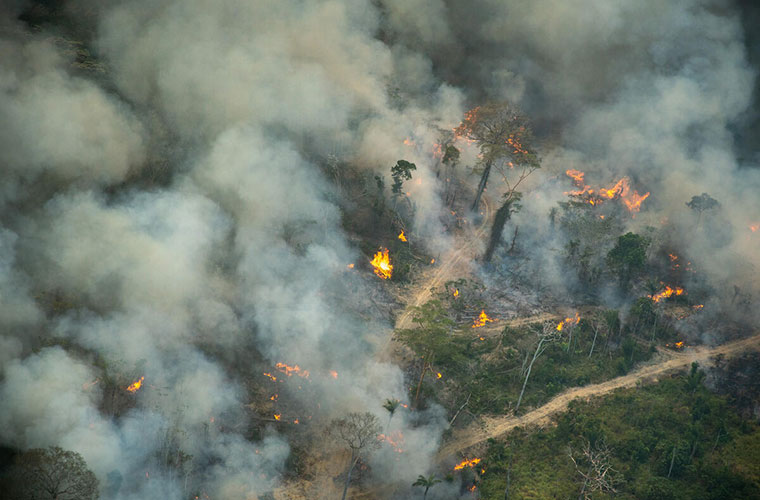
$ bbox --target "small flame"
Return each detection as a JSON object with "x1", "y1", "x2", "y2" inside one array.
[
  {"x1": 275, "y1": 362, "x2": 310, "y2": 378},
  {"x1": 329, "y1": 370, "x2": 338, "y2": 379},
  {"x1": 398, "y1": 231, "x2": 407, "y2": 242},
  {"x1": 430, "y1": 258, "x2": 435, "y2": 264},
  {"x1": 469, "y1": 485, "x2": 477, "y2": 492},
  {"x1": 436, "y1": 372, "x2": 442, "y2": 379},
  {"x1": 370, "y1": 248, "x2": 393, "y2": 280},
  {"x1": 675, "y1": 341, "x2": 684, "y2": 349},
  {"x1": 274, "y1": 414, "x2": 281, "y2": 421},
  {"x1": 403, "y1": 138, "x2": 415, "y2": 147},
  {"x1": 347, "y1": 263, "x2": 355, "y2": 269},
  {"x1": 270, "y1": 394, "x2": 278, "y2": 401},
  {"x1": 453, "y1": 289, "x2": 459, "y2": 298},
  {"x1": 750, "y1": 224, "x2": 759, "y2": 232},
  {"x1": 454, "y1": 457, "x2": 482, "y2": 470},
  {"x1": 126, "y1": 376, "x2": 145, "y2": 393},
  {"x1": 378, "y1": 431, "x2": 405, "y2": 453},
  {"x1": 293, "y1": 419, "x2": 299, "y2": 424},
  {"x1": 649, "y1": 285, "x2": 685, "y2": 303},
  {"x1": 263, "y1": 372, "x2": 278, "y2": 382},
  {"x1": 693, "y1": 304, "x2": 704, "y2": 310},
  {"x1": 472, "y1": 310, "x2": 496, "y2": 328}
]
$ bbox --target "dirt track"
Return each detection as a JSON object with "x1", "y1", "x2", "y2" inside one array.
[{"x1": 437, "y1": 332, "x2": 760, "y2": 459}]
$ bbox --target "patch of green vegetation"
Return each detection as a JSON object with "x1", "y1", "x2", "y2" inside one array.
[{"x1": 477, "y1": 366, "x2": 760, "y2": 499}]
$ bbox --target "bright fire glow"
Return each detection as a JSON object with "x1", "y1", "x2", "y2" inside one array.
[
  {"x1": 472, "y1": 310, "x2": 496, "y2": 328},
  {"x1": 126, "y1": 376, "x2": 144, "y2": 393},
  {"x1": 564, "y1": 171, "x2": 649, "y2": 213},
  {"x1": 274, "y1": 414, "x2": 281, "y2": 421},
  {"x1": 275, "y1": 362, "x2": 310, "y2": 378},
  {"x1": 436, "y1": 372, "x2": 442, "y2": 379},
  {"x1": 263, "y1": 372, "x2": 278, "y2": 382},
  {"x1": 370, "y1": 248, "x2": 393, "y2": 280},
  {"x1": 556, "y1": 312, "x2": 580, "y2": 331},
  {"x1": 649, "y1": 285, "x2": 685, "y2": 303},
  {"x1": 453, "y1": 289, "x2": 459, "y2": 298},
  {"x1": 329, "y1": 370, "x2": 338, "y2": 379},
  {"x1": 454, "y1": 457, "x2": 482, "y2": 470},
  {"x1": 398, "y1": 231, "x2": 407, "y2": 242}
]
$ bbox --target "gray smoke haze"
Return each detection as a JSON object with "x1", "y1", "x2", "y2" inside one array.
[{"x1": 0, "y1": 0, "x2": 758, "y2": 498}]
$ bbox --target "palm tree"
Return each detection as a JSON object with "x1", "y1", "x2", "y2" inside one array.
[
  {"x1": 382, "y1": 398, "x2": 400, "y2": 431},
  {"x1": 413, "y1": 474, "x2": 442, "y2": 499}
]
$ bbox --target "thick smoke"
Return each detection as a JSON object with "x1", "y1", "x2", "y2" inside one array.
[{"x1": 0, "y1": 1, "x2": 758, "y2": 499}]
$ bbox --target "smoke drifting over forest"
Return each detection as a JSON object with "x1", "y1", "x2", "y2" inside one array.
[{"x1": 0, "y1": 0, "x2": 758, "y2": 498}]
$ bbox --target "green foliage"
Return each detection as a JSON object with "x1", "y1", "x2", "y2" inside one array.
[
  {"x1": 391, "y1": 160, "x2": 416, "y2": 194},
  {"x1": 442, "y1": 145, "x2": 460, "y2": 165},
  {"x1": 479, "y1": 376, "x2": 760, "y2": 499},
  {"x1": 607, "y1": 232, "x2": 651, "y2": 284}
]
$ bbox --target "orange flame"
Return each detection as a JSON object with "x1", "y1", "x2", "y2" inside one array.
[
  {"x1": 275, "y1": 362, "x2": 310, "y2": 378},
  {"x1": 454, "y1": 457, "x2": 482, "y2": 470},
  {"x1": 430, "y1": 258, "x2": 435, "y2": 264},
  {"x1": 675, "y1": 341, "x2": 684, "y2": 349},
  {"x1": 329, "y1": 370, "x2": 338, "y2": 379},
  {"x1": 378, "y1": 431, "x2": 405, "y2": 453},
  {"x1": 263, "y1": 372, "x2": 278, "y2": 382},
  {"x1": 556, "y1": 312, "x2": 580, "y2": 331},
  {"x1": 370, "y1": 248, "x2": 393, "y2": 280},
  {"x1": 566, "y1": 169, "x2": 585, "y2": 184},
  {"x1": 622, "y1": 190, "x2": 650, "y2": 213},
  {"x1": 693, "y1": 304, "x2": 704, "y2": 310},
  {"x1": 750, "y1": 224, "x2": 759, "y2": 232},
  {"x1": 436, "y1": 372, "x2": 442, "y2": 379},
  {"x1": 453, "y1": 289, "x2": 459, "y2": 298},
  {"x1": 398, "y1": 231, "x2": 407, "y2": 242},
  {"x1": 403, "y1": 138, "x2": 415, "y2": 147},
  {"x1": 472, "y1": 310, "x2": 496, "y2": 328},
  {"x1": 126, "y1": 376, "x2": 144, "y2": 393},
  {"x1": 347, "y1": 263, "x2": 355, "y2": 269},
  {"x1": 274, "y1": 414, "x2": 281, "y2": 421},
  {"x1": 649, "y1": 285, "x2": 685, "y2": 303}
]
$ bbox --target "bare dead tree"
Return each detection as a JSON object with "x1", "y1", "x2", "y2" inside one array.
[
  {"x1": 515, "y1": 321, "x2": 563, "y2": 413},
  {"x1": 568, "y1": 440, "x2": 620, "y2": 500},
  {"x1": 329, "y1": 412, "x2": 382, "y2": 500}
]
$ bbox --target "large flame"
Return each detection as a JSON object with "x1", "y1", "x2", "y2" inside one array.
[
  {"x1": 472, "y1": 309, "x2": 496, "y2": 328},
  {"x1": 126, "y1": 376, "x2": 144, "y2": 393},
  {"x1": 564, "y1": 171, "x2": 649, "y2": 213},
  {"x1": 649, "y1": 285, "x2": 685, "y2": 303},
  {"x1": 556, "y1": 312, "x2": 580, "y2": 331},
  {"x1": 370, "y1": 248, "x2": 393, "y2": 280},
  {"x1": 454, "y1": 457, "x2": 482, "y2": 470}
]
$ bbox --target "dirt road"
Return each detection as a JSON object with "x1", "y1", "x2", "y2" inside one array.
[{"x1": 437, "y1": 332, "x2": 760, "y2": 458}]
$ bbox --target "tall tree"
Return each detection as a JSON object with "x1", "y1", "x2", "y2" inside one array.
[
  {"x1": 382, "y1": 398, "x2": 401, "y2": 431},
  {"x1": 329, "y1": 412, "x2": 382, "y2": 500},
  {"x1": 412, "y1": 474, "x2": 442, "y2": 499},
  {"x1": 453, "y1": 103, "x2": 540, "y2": 261},
  {"x1": 6, "y1": 446, "x2": 99, "y2": 500},
  {"x1": 515, "y1": 321, "x2": 563, "y2": 413},
  {"x1": 686, "y1": 192, "x2": 719, "y2": 226}
]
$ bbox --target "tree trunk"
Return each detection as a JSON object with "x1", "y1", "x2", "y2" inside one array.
[
  {"x1": 413, "y1": 354, "x2": 430, "y2": 408},
  {"x1": 471, "y1": 161, "x2": 492, "y2": 211},
  {"x1": 504, "y1": 453, "x2": 513, "y2": 500},
  {"x1": 515, "y1": 338, "x2": 544, "y2": 413},
  {"x1": 484, "y1": 197, "x2": 514, "y2": 262},
  {"x1": 588, "y1": 326, "x2": 599, "y2": 358},
  {"x1": 341, "y1": 454, "x2": 359, "y2": 500},
  {"x1": 667, "y1": 445, "x2": 677, "y2": 478}
]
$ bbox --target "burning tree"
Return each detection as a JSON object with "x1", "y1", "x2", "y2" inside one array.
[
  {"x1": 568, "y1": 440, "x2": 620, "y2": 499},
  {"x1": 4, "y1": 446, "x2": 99, "y2": 500},
  {"x1": 515, "y1": 321, "x2": 564, "y2": 413},
  {"x1": 453, "y1": 103, "x2": 540, "y2": 261},
  {"x1": 329, "y1": 412, "x2": 382, "y2": 500}
]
